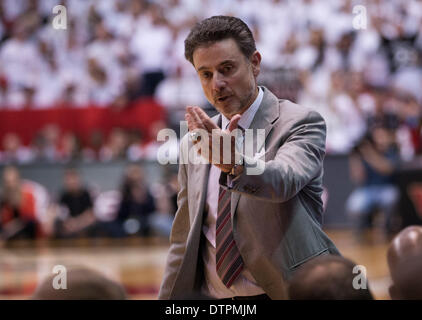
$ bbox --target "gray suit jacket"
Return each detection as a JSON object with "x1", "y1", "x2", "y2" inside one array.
[{"x1": 158, "y1": 87, "x2": 340, "y2": 300}]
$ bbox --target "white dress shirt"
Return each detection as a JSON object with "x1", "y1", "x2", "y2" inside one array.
[{"x1": 201, "y1": 87, "x2": 265, "y2": 299}]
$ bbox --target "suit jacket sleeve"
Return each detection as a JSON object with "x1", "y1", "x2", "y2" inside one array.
[
  {"x1": 158, "y1": 138, "x2": 190, "y2": 299},
  {"x1": 220, "y1": 109, "x2": 326, "y2": 203}
]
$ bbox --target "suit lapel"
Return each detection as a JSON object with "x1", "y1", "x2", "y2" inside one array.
[
  {"x1": 248, "y1": 86, "x2": 280, "y2": 154},
  {"x1": 231, "y1": 86, "x2": 280, "y2": 216},
  {"x1": 191, "y1": 163, "x2": 209, "y2": 223},
  {"x1": 172, "y1": 159, "x2": 208, "y2": 297}
]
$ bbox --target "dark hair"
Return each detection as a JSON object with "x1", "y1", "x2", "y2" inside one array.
[
  {"x1": 184, "y1": 16, "x2": 256, "y2": 65},
  {"x1": 288, "y1": 255, "x2": 374, "y2": 300},
  {"x1": 390, "y1": 253, "x2": 422, "y2": 299}
]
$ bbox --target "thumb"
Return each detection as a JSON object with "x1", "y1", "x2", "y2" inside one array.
[{"x1": 227, "y1": 114, "x2": 241, "y2": 132}]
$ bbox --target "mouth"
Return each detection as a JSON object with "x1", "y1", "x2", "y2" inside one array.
[{"x1": 216, "y1": 95, "x2": 231, "y2": 103}]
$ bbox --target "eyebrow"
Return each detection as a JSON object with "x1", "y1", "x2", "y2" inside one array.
[{"x1": 197, "y1": 59, "x2": 236, "y2": 72}]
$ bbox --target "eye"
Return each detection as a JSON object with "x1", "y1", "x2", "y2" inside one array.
[
  {"x1": 222, "y1": 65, "x2": 232, "y2": 73},
  {"x1": 201, "y1": 71, "x2": 212, "y2": 79}
]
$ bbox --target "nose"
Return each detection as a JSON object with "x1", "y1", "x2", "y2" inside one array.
[{"x1": 212, "y1": 72, "x2": 226, "y2": 93}]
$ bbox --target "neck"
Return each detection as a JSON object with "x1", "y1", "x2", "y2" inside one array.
[{"x1": 227, "y1": 86, "x2": 259, "y2": 120}]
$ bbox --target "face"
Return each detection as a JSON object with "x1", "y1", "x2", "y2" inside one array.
[
  {"x1": 192, "y1": 38, "x2": 261, "y2": 119},
  {"x1": 64, "y1": 172, "x2": 80, "y2": 192},
  {"x1": 372, "y1": 127, "x2": 392, "y2": 151},
  {"x1": 3, "y1": 167, "x2": 20, "y2": 189}
]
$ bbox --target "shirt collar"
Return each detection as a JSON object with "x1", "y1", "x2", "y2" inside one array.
[{"x1": 221, "y1": 86, "x2": 263, "y2": 130}]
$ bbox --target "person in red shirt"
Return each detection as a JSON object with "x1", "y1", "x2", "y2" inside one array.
[{"x1": 0, "y1": 166, "x2": 37, "y2": 241}]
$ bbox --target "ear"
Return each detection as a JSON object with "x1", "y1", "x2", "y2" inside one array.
[{"x1": 250, "y1": 51, "x2": 261, "y2": 78}]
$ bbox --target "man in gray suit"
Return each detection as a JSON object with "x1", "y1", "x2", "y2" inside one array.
[{"x1": 159, "y1": 15, "x2": 340, "y2": 300}]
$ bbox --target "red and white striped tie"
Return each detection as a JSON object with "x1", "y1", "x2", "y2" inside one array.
[{"x1": 215, "y1": 186, "x2": 244, "y2": 287}]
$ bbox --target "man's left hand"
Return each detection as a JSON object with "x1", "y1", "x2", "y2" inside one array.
[{"x1": 185, "y1": 106, "x2": 241, "y2": 173}]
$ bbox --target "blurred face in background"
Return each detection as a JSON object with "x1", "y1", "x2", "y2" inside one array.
[
  {"x1": 192, "y1": 38, "x2": 261, "y2": 119},
  {"x1": 125, "y1": 165, "x2": 144, "y2": 184},
  {"x1": 3, "y1": 166, "x2": 20, "y2": 190},
  {"x1": 3, "y1": 133, "x2": 21, "y2": 153},
  {"x1": 130, "y1": 182, "x2": 146, "y2": 202},
  {"x1": 2, "y1": 166, "x2": 23, "y2": 207},
  {"x1": 372, "y1": 127, "x2": 394, "y2": 152},
  {"x1": 64, "y1": 171, "x2": 81, "y2": 193},
  {"x1": 330, "y1": 71, "x2": 345, "y2": 92},
  {"x1": 108, "y1": 128, "x2": 128, "y2": 154}
]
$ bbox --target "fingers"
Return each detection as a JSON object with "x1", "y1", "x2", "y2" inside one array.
[
  {"x1": 186, "y1": 106, "x2": 206, "y2": 145},
  {"x1": 194, "y1": 106, "x2": 219, "y2": 131},
  {"x1": 185, "y1": 112, "x2": 196, "y2": 132},
  {"x1": 185, "y1": 106, "x2": 197, "y2": 132},
  {"x1": 227, "y1": 114, "x2": 241, "y2": 132},
  {"x1": 186, "y1": 106, "x2": 220, "y2": 133},
  {"x1": 186, "y1": 106, "x2": 206, "y2": 131},
  {"x1": 184, "y1": 105, "x2": 239, "y2": 171}
]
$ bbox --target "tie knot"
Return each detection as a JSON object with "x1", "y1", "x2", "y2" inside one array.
[{"x1": 226, "y1": 121, "x2": 244, "y2": 133}]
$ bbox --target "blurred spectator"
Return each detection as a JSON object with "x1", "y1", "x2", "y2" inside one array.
[
  {"x1": 143, "y1": 120, "x2": 179, "y2": 163},
  {"x1": 0, "y1": 166, "x2": 38, "y2": 240},
  {"x1": 395, "y1": 93, "x2": 422, "y2": 159},
  {"x1": 32, "y1": 266, "x2": 127, "y2": 300},
  {"x1": 82, "y1": 130, "x2": 104, "y2": 162},
  {"x1": 0, "y1": 17, "x2": 42, "y2": 109},
  {"x1": 346, "y1": 123, "x2": 400, "y2": 234},
  {"x1": 99, "y1": 128, "x2": 129, "y2": 161},
  {"x1": 149, "y1": 171, "x2": 179, "y2": 237},
  {"x1": 55, "y1": 168, "x2": 97, "y2": 238},
  {"x1": 33, "y1": 39, "x2": 63, "y2": 108},
  {"x1": 85, "y1": 57, "x2": 121, "y2": 106},
  {"x1": 129, "y1": 3, "x2": 171, "y2": 97},
  {"x1": 0, "y1": 74, "x2": 10, "y2": 107},
  {"x1": 387, "y1": 225, "x2": 422, "y2": 300},
  {"x1": 326, "y1": 70, "x2": 366, "y2": 153},
  {"x1": 57, "y1": 132, "x2": 82, "y2": 163},
  {"x1": 261, "y1": 67, "x2": 302, "y2": 104},
  {"x1": 155, "y1": 64, "x2": 206, "y2": 127},
  {"x1": 31, "y1": 124, "x2": 61, "y2": 162},
  {"x1": 126, "y1": 128, "x2": 145, "y2": 162},
  {"x1": 288, "y1": 254, "x2": 374, "y2": 300},
  {"x1": 106, "y1": 164, "x2": 156, "y2": 237},
  {"x1": 0, "y1": 133, "x2": 34, "y2": 163}
]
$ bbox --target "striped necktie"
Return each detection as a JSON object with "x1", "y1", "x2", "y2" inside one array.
[{"x1": 215, "y1": 185, "x2": 244, "y2": 287}]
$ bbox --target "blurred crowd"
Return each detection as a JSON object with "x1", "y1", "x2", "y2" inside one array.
[
  {"x1": 0, "y1": 120, "x2": 173, "y2": 164},
  {"x1": 0, "y1": 0, "x2": 420, "y2": 161},
  {"x1": 0, "y1": 164, "x2": 179, "y2": 242}
]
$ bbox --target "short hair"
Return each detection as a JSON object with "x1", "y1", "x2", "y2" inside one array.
[
  {"x1": 184, "y1": 15, "x2": 256, "y2": 65},
  {"x1": 387, "y1": 226, "x2": 422, "y2": 299},
  {"x1": 288, "y1": 255, "x2": 374, "y2": 300},
  {"x1": 32, "y1": 267, "x2": 127, "y2": 300},
  {"x1": 390, "y1": 253, "x2": 422, "y2": 299}
]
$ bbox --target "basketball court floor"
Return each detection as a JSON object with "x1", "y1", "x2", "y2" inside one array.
[{"x1": 0, "y1": 229, "x2": 392, "y2": 300}]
